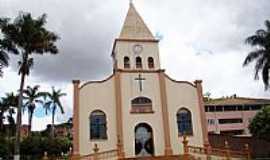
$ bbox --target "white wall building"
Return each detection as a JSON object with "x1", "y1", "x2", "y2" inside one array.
[{"x1": 72, "y1": 3, "x2": 209, "y2": 158}]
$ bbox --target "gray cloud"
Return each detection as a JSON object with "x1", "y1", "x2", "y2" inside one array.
[
  {"x1": 1, "y1": 0, "x2": 270, "y2": 85},
  {"x1": 0, "y1": 0, "x2": 128, "y2": 82},
  {"x1": 1, "y1": 0, "x2": 270, "y2": 130}
]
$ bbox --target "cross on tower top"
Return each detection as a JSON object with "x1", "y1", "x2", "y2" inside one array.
[{"x1": 135, "y1": 74, "x2": 145, "y2": 92}]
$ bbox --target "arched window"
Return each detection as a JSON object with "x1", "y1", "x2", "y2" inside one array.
[
  {"x1": 124, "y1": 56, "x2": 130, "y2": 68},
  {"x1": 131, "y1": 97, "x2": 153, "y2": 113},
  {"x1": 148, "y1": 57, "x2": 154, "y2": 69},
  {"x1": 177, "y1": 108, "x2": 193, "y2": 136},
  {"x1": 90, "y1": 110, "x2": 107, "y2": 139},
  {"x1": 136, "y1": 57, "x2": 142, "y2": 69}
]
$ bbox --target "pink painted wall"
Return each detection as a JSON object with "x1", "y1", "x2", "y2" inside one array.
[{"x1": 206, "y1": 110, "x2": 258, "y2": 134}]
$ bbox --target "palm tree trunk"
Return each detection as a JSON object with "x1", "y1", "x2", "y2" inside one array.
[
  {"x1": 28, "y1": 111, "x2": 33, "y2": 136},
  {"x1": 0, "y1": 112, "x2": 4, "y2": 132},
  {"x1": 14, "y1": 68, "x2": 26, "y2": 160},
  {"x1": 51, "y1": 110, "x2": 55, "y2": 138}
]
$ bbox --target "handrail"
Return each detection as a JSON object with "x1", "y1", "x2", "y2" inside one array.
[
  {"x1": 79, "y1": 149, "x2": 118, "y2": 159},
  {"x1": 187, "y1": 145, "x2": 249, "y2": 158}
]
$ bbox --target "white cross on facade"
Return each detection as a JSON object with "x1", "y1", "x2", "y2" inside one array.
[{"x1": 135, "y1": 74, "x2": 145, "y2": 92}]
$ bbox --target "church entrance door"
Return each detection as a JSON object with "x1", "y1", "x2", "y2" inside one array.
[{"x1": 135, "y1": 123, "x2": 154, "y2": 157}]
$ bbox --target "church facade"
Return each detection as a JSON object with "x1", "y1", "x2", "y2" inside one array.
[{"x1": 72, "y1": 3, "x2": 209, "y2": 158}]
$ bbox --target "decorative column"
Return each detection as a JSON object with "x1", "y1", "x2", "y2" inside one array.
[
  {"x1": 72, "y1": 80, "x2": 80, "y2": 158},
  {"x1": 114, "y1": 72, "x2": 125, "y2": 158},
  {"x1": 194, "y1": 80, "x2": 210, "y2": 148},
  {"x1": 158, "y1": 71, "x2": 173, "y2": 155}
]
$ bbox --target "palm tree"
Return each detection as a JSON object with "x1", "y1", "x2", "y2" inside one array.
[
  {"x1": 243, "y1": 20, "x2": 270, "y2": 90},
  {"x1": 0, "y1": 32, "x2": 19, "y2": 76},
  {"x1": 0, "y1": 98, "x2": 9, "y2": 132},
  {"x1": 44, "y1": 87, "x2": 66, "y2": 137},
  {"x1": 0, "y1": 49, "x2": 9, "y2": 77},
  {"x1": 0, "y1": 13, "x2": 59, "y2": 159},
  {"x1": 22, "y1": 85, "x2": 46, "y2": 134},
  {"x1": 0, "y1": 92, "x2": 18, "y2": 133}
]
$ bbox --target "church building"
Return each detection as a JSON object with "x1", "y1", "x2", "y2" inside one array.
[{"x1": 72, "y1": 2, "x2": 209, "y2": 158}]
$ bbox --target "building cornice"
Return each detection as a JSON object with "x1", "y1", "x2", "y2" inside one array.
[
  {"x1": 163, "y1": 73, "x2": 197, "y2": 88},
  {"x1": 79, "y1": 74, "x2": 115, "y2": 90}
]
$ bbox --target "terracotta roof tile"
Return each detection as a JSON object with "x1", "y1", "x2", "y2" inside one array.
[{"x1": 205, "y1": 97, "x2": 270, "y2": 106}]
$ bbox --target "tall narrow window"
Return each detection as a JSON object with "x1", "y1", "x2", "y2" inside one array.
[
  {"x1": 177, "y1": 108, "x2": 193, "y2": 136},
  {"x1": 124, "y1": 56, "x2": 130, "y2": 68},
  {"x1": 136, "y1": 57, "x2": 142, "y2": 69},
  {"x1": 90, "y1": 110, "x2": 107, "y2": 139},
  {"x1": 148, "y1": 57, "x2": 154, "y2": 69}
]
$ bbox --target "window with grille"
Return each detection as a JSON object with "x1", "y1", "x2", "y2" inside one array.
[
  {"x1": 90, "y1": 110, "x2": 107, "y2": 140},
  {"x1": 177, "y1": 108, "x2": 193, "y2": 136},
  {"x1": 131, "y1": 97, "x2": 153, "y2": 113}
]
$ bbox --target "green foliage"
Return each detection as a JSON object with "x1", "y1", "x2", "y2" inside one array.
[
  {"x1": 43, "y1": 87, "x2": 66, "y2": 137},
  {"x1": 20, "y1": 135, "x2": 72, "y2": 159},
  {"x1": 20, "y1": 135, "x2": 43, "y2": 156},
  {"x1": 243, "y1": 20, "x2": 270, "y2": 90},
  {"x1": 0, "y1": 134, "x2": 14, "y2": 159},
  {"x1": 22, "y1": 85, "x2": 47, "y2": 133},
  {"x1": 249, "y1": 106, "x2": 270, "y2": 141},
  {"x1": 0, "y1": 92, "x2": 17, "y2": 133},
  {"x1": 43, "y1": 137, "x2": 72, "y2": 156},
  {"x1": 0, "y1": 136, "x2": 8, "y2": 158},
  {"x1": 0, "y1": 12, "x2": 60, "y2": 155}
]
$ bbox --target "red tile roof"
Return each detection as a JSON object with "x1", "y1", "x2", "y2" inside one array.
[{"x1": 205, "y1": 97, "x2": 270, "y2": 106}]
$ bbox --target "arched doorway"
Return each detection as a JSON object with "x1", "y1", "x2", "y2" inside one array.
[{"x1": 135, "y1": 123, "x2": 154, "y2": 157}]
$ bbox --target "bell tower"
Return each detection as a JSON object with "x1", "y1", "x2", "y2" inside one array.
[{"x1": 112, "y1": 2, "x2": 161, "y2": 71}]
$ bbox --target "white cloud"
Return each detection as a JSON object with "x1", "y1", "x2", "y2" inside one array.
[{"x1": 1, "y1": 0, "x2": 270, "y2": 130}]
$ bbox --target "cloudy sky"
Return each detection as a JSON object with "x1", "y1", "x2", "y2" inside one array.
[{"x1": 0, "y1": 0, "x2": 270, "y2": 130}]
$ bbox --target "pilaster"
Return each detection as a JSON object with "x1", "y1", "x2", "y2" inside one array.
[
  {"x1": 114, "y1": 72, "x2": 125, "y2": 158},
  {"x1": 158, "y1": 72, "x2": 173, "y2": 155},
  {"x1": 72, "y1": 80, "x2": 80, "y2": 156},
  {"x1": 194, "y1": 80, "x2": 210, "y2": 148}
]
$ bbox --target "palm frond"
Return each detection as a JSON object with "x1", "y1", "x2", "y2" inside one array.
[
  {"x1": 245, "y1": 35, "x2": 265, "y2": 47},
  {"x1": 56, "y1": 99, "x2": 64, "y2": 114},
  {"x1": 254, "y1": 55, "x2": 267, "y2": 80},
  {"x1": 265, "y1": 20, "x2": 270, "y2": 32},
  {"x1": 33, "y1": 85, "x2": 40, "y2": 92},
  {"x1": 244, "y1": 19, "x2": 270, "y2": 90},
  {"x1": 0, "y1": 50, "x2": 9, "y2": 66},
  {"x1": 0, "y1": 39, "x2": 19, "y2": 55},
  {"x1": 36, "y1": 92, "x2": 48, "y2": 98},
  {"x1": 243, "y1": 49, "x2": 265, "y2": 66},
  {"x1": 34, "y1": 99, "x2": 43, "y2": 105},
  {"x1": 43, "y1": 101, "x2": 52, "y2": 115},
  {"x1": 0, "y1": 17, "x2": 9, "y2": 27},
  {"x1": 262, "y1": 62, "x2": 270, "y2": 90}
]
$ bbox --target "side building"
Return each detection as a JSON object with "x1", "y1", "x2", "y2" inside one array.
[{"x1": 204, "y1": 95, "x2": 270, "y2": 135}]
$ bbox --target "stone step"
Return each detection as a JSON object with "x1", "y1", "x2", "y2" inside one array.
[{"x1": 121, "y1": 155, "x2": 184, "y2": 160}]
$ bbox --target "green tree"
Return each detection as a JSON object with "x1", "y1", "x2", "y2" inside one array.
[
  {"x1": 44, "y1": 87, "x2": 66, "y2": 137},
  {"x1": 0, "y1": 135, "x2": 9, "y2": 159},
  {"x1": 249, "y1": 106, "x2": 270, "y2": 142},
  {"x1": 0, "y1": 29, "x2": 19, "y2": 76},
  {"x1": 0, "y1": 98, "x2": 9, "y2": 132},
  {"x1": 0, "y1": 92, "x2": 18, "y2": 133},
  {"x1": 243, "y1": 20, "x2": 270, "y2": 89},
  {"x1": 0, "y1": 12, "x2": 59, "y2": 159},
  {"x1": 0, "y1": 49, "x2": 9, "y2": 77},
  {"x1": 22, "y1": 85, "x2": 46, "y2": 134}
]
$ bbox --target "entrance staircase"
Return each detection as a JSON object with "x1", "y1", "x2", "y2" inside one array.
[{"x1": 121, "y1": 155, "x2": 183, "y2": 160}]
